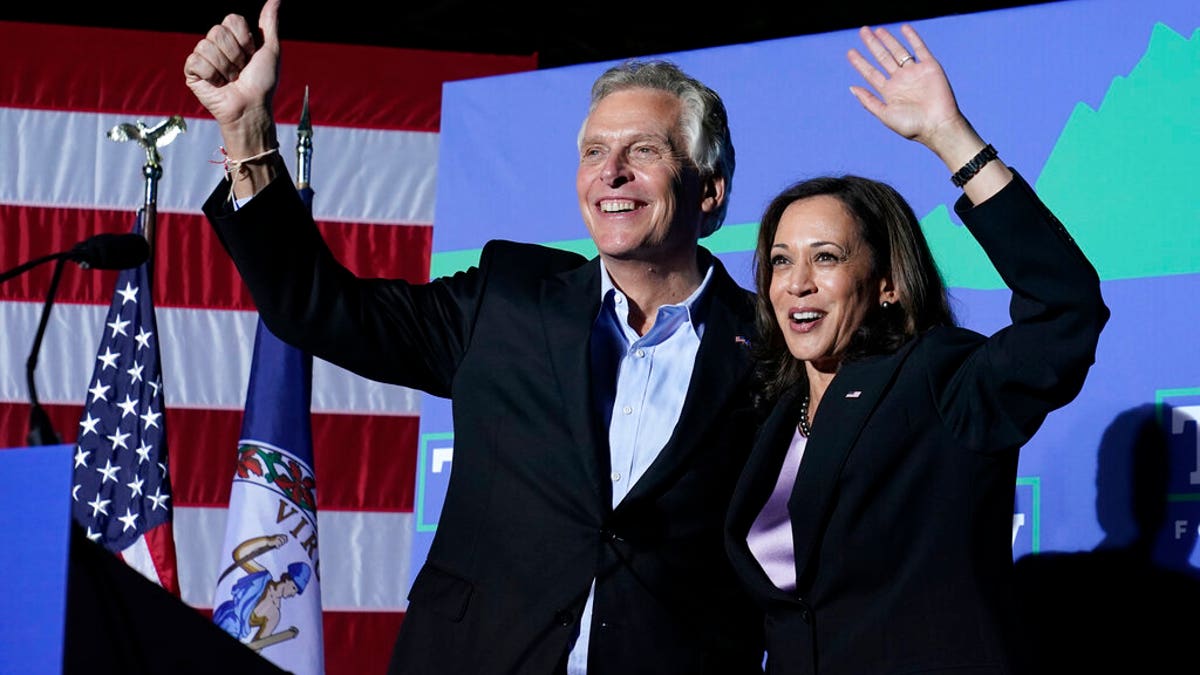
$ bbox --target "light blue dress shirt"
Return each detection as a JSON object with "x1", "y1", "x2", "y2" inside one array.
[{"x1": 567, "y1": 261, "x2": 714, "y2": 674}]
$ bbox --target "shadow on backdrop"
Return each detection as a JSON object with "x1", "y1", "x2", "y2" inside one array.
[{"x1": 1014, "y1": 403, "x2": 1200, "y2": 673}]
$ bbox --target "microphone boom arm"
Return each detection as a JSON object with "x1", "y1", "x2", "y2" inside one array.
[
  {"x1": 25, "y1": 257, "x2": 66, "y2": 446},
  {"x1": 0, "y1": 251, "x2": 64, "y2": 284}
]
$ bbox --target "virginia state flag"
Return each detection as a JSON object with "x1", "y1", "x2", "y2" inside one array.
[{"x1": 213, "y1": 184, "x2": 324, "y2": 673}]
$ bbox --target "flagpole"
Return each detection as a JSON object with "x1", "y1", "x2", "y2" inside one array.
[
  {"x1": 212, "y1": 88, "x2": 325, "y2": 674},
  {"x1": 141, "y1": 159, "x2": 161, "y2": 249},
  {"x1": 297, "y1": 86, "x2": 313, "y2": 192}
]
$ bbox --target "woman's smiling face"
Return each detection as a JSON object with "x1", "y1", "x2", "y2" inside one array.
[{"x1": 768, "y1": 194, "x2": 892, "y2": 373}]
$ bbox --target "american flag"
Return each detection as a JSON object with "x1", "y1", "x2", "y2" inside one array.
[
  {"x1": 0, "y1": 19, "x2": 533, "y2": 675},
  {"x1": 70, "y1": 212, "x2": 180, "y2": 595},
  {"x1": 0, "y1": 18, "x2": 535, "y2": 667}
]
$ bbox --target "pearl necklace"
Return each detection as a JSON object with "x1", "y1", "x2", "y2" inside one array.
[{"x1": 798, "y1": 392, "x2": 812, "y2": 437}]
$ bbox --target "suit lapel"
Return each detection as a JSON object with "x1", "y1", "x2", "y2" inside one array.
[
  {"x1": 788, "y1": 342, "x2": 917, "y2": 586},
  {"x1": 726, "y1": 386, "x2": 808, "y2": 601},
  {"x1": 541, "y1": 259, "x2": 607, "y2": 499},
  {"x1": 729, "y1": 386, "x2": 805, "y2": 534},
  {"x1": 620, "y1": 261, "x2": 755, "y2": 507}
]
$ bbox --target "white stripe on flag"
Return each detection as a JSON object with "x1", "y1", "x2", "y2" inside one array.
[
  {"x1": 0, "y1": 302, "x2": 421, "y2": 415},
  {"x1": 0, "y1": 108, "x2": 441, "y2": 225}
]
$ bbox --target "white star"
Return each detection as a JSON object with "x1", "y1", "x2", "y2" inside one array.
[
  {"x1": 86, "y1": 527, "x2": 102, "y2": 542},
  {"x1": 88, "y1": 494, "x2": 111, "y2": 517},
  {"x1": 148, "y1": 376, "x2": 163, "y2": 399},
  {"x1": 135, "y1": 327, "x2": 153, "y2": 350},
  {"x1": 117, "y1": 508, "x2": 139, "y2": 532},
  {"x1": 126, "y1": 361, "x2": 144, "y2": 383},
  {"x1": 135, "y1": 441, "x2": 153, "y2": 464},
  {"x1": 96, "y1": 459, "x2": 120, "y2": 484},
  {"x1": 72, "y1": 484, "x2": 82, "y2": 501},
  {"x1": 107, "y1": 428, "x2": 131, "y2": 450},
  {"x1": 117, "y1": 394, "x2": 139, "y2": 418},
  {"x1": 107, "y1": 316, "x2": 130, "y2": 337},
  {"x1": 117, "y1": 281, "x2": 139, "y2": 305},
  {"x1": 87, "y1": 380, "x2": 111, "y2": 403},
  {"x1": 74, "y1": 445, "x2": 91, "y2": 468},
  {"x1": 147, "y1": 487, "x2": 170, "y2": 511},
  {"x1": 78, "y1": 413, "x2": 101, "y2": 437},
  {"x1": 97, "y1": 347, "x2": 120, "y2": 370},
  {"x1": 126, "y1": 475, "x2": 145, "y2": 497},
  {"x1": 140, "y1": 407, "x2": 162, "y2": 430}
]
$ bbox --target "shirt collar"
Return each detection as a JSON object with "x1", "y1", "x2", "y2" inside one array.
[{"x1": 598, "y1": 258, "x2": 715, "y2": 337}]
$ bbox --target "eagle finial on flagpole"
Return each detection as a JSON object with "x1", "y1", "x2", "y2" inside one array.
[
  {"x1": 106, "y1": 114, "x2": 187, "y2": 250},
  {"x1": 107, "y1": 115, "x2": 188, "y2": 169}
]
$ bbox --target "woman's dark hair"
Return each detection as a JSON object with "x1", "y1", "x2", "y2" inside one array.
[{"x1": 752, "y1": 175, "x2": 955, "y2": 405}]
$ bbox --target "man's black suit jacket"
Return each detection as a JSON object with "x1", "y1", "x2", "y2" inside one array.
[
  {"x1": 725, "y1": 172, "x2": 1109, "y2": 675},
  {"x1": 205, "y1": 176, "x2": 766, "y2": 674}
]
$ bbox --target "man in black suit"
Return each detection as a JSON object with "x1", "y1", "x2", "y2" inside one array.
[{"x1": 184, "y1": 1, "x2": 764, "y2": 673}]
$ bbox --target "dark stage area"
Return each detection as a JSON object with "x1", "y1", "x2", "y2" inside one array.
[{"x1": 3, "y1": 1, "x2": 1064, "y2": 68}]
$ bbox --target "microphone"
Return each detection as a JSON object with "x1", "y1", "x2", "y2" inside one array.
[
  {"x1": 68, "y1": 233, "x2": 150, "y2": 271},
  {"x1": 13, "y1": 232, "x2": 151, "y2": 445},
  {"x1": 0, "y1": 232, "x2": 149, "y2": 283}
]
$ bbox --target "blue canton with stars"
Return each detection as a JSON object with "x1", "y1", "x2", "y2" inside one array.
[{"x1": 71, "y1": 219, "x2": 173, "y2": 552}]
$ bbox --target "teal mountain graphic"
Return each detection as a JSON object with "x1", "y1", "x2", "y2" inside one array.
[
  {"x1": 929, "y1": 22, "x2": 1200, "y2": 289},
  {"x1": 431, "y1": 23, "x2": 1199, "y2": 287}
]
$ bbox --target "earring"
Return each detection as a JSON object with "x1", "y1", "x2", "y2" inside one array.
[{"x1": 881, "y1": 301, "x2": 891, "y2": 309}]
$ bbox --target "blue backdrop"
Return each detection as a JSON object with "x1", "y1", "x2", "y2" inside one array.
[{"x1": 414, "y1": 0, "x2": 1200, "y2": 591}]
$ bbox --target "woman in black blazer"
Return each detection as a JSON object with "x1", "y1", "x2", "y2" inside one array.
[{"x1": 725, "y1": 24, "x2": 1108, "y2": 675}]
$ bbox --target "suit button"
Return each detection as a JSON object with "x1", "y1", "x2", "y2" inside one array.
[
  {"x1": 600, "y1": 528, "x2": 618, "y2": 542},
  {"x1": 799, "y1": 608, "x2": 812, "y2": 623},
  {"x1": 555, "y1": 610, "x2": 573, "y2": 626}
]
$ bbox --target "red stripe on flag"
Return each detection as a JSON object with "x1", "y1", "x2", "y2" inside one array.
[
  {"x1": 0, "y1": 21, "x2": 536, "y2": 130},
  {"x1": 0, "y1": 204, "x2": 131, "y2": 306},
  {"x1": 0, "y1": 204, "x2": 432, "y2": 310},
  {"x1": 322, "y1": 610, "x2": 406, "y2": 675},
  {"x1": 0, "y1": 402, "x2": 417, "y2": 512}
]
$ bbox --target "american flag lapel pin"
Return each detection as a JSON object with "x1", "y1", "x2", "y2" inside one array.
[
  {"x1": 735, "y1": 335, "x2": 752, "y2": 348},
  {"x1": 845, "y1": 390, "x2": 862, "y2": 398}
]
